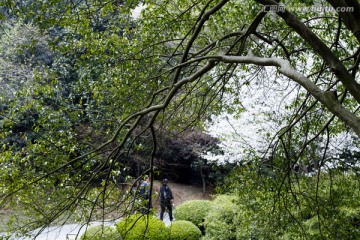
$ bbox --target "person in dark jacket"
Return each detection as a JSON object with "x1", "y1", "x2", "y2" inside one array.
[{"x1": 159, "y1": 178, "x2": 174, "y2": 221}]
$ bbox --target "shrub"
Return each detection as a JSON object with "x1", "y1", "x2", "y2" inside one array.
[
  {"x1": 173, "y1": 200, "x2": 212, "y2": 228},
  {"x1": 299, "y1": 207, "x2": 360, "y2": 239},
  {"x1": 234, "y1": 190, "x2": 281, "y2": 240},
  {"x1": 338, "y1": 206, "x2": 360, "y2": 229},
  {"x1": 169, "y1": 220, "x2": 202, "y2": 240},
  {"x1": 202, "y1": 195, "x2": 239, "y2": 240},
  {"x1": 80, "y1": 225, "x2": 119, "y2": 240},
  {"x1": 116, "y1": 214, "x2": 168, "y2": 240}
]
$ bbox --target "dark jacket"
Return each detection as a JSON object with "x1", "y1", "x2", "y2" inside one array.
[{"x1": 160, "y1": 185, "x2": 173, "y2": 204}]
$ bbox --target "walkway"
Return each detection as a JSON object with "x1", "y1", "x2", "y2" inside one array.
[{"x1": 2, "y1": 213, "x2": 172, "y2": 240}]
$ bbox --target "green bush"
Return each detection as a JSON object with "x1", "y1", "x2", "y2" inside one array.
[
  {"x1": 116, "y1": 214, "x2": 168, "y2": 240},
  {"x1": 202, "y1": 195, "x2": 239, "y2": 240},
  {"x1": 80, "y1": 225, "x2": 119, "y2": 240},
  {"x1": 169, "y1": 220, "x2": 202, "y2": 240},
  {"x1": 298, "y1": 207, "x2": 360, "y2": 239},
  {"x1": 233, "y1": 191, "x2": 281, "y2": 240},
  {"x1": 173, "y1": 200, "x2": 212, "y2": 228}
]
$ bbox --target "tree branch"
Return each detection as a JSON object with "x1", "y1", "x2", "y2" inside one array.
[
  {"x1": 255, "y1": 0, "x2": 360, "y2": 104},
  {"x1": 172, "y1": 0, "x2": 230, "y2": 84}
]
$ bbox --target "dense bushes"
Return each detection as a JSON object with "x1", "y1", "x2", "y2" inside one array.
[
  {"x1": 173, "y1": 200, "x2": 212, "y2": 228},
  {"x1": 169, "y1": 220, "x2": 202, "y2": 240},
  {"x1": 170, "y1": 170, "x2": 360, "y2": 239},
  {"x1": 215, "y1": 168, "x2": 360, "y2": 239},
  {"x1": 116, "y1": 214, "x2": 169, "y2": 240},
  {"x1": 80, "y1": 214, "x2": 203, "y2": 240}
]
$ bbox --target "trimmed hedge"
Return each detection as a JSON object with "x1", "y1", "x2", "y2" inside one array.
[
  {"x1": 202, "y1": 195, "x2": 239, "y2": 240},
  {"x1": 80, "y1": 225, "x2": 119, "y2": 240},
  {"x1": 173, "y1": 200, "x2": 212, "y2": 228},
  {"x1": 116, "y1": 214, "x2": 169, "y2": 240},
  {"x1": 169, "y1": 220, "x2": 202, "y2": 240}
]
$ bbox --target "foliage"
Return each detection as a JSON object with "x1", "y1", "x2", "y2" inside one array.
[
  {"x1": 116, "y1": 214, "x2": 169, "y2": 240},
  {"x1": 169, "y1": 220, "x2": 202, "y2": 240},
  {"x1": 218, "y1": 165, "x2": 360, "y2": 239},
  {"x1": 173, "y1": 200, "x2": 212, "y2": 229},
  {"x1": 0, "y1": 3, "x2": 141, "y2": 234},
  {"x1": 80, "y1": 225, "x2": 120, "y2": 240},
  {"x1": 1, "y1": 0, "x2": 360, "y2": 237}
]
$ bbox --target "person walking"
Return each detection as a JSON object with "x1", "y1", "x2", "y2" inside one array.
[{"x1": 159, "y1": 178, "x2": 174, "y2": 221}]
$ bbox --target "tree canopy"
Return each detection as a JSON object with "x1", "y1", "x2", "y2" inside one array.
[{"x1": 0, "y1": 0, "x2": 360, "y2": 237}]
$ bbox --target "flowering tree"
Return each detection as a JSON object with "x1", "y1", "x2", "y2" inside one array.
[{"x1": 0, "y1": 0, "x2": 360, "y2": 236}]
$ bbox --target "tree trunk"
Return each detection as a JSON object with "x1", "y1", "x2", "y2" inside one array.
[{"x1": 200, "y1": 165, "x2": 206, "y2": 195}]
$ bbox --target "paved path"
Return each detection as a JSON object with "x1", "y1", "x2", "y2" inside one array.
[{"x1": 2, "y1": 213, "x2": 172, "y2": 240}]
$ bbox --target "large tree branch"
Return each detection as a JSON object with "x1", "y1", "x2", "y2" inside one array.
[
  {"x1": 209, "y1": 54, "x2": 360, "y2": 137},
  {"x1": 255, "y1": 0, "x2": 360, "y2": 105}
]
